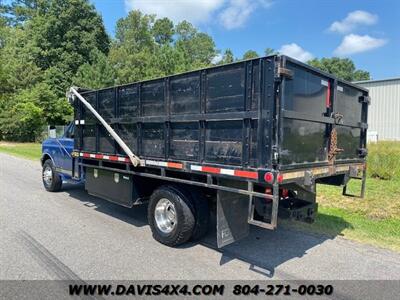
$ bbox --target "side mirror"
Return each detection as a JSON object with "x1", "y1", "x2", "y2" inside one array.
[{"x1": 49, "y1": 126, "x2": 57, "y2": 139}]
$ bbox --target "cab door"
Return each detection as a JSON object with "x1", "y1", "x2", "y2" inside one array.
[{"x1": 56, "y1": 123, "x2": 74, "y2": 175}]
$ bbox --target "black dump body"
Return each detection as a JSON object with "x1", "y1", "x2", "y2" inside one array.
[{"x1": 73, "y1": 55, "x2": 369, "y2": 182}]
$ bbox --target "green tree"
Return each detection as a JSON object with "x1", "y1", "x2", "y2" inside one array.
[
  {"x1": 0, "y1": 0, "x2": 108, "y2": 141},
  {"x1": 0, "y1": 82, "x2": 71, "y2": 141},
  {"x1": 9, "y1": 81, "x2": 70, "y2": 121},
  {"x1": 2, "y1": 0, "x2": 49, "y2": 26},
  {"x1": 20, "y1": 82, "x2": 71, "y2": 124},
  {"x1": 111, "y1": 10, "x2": 157, "y2": 84},
  {"x1": 265, "y1": 47, "x2": 277, "y2": 56},
  {"x1": 353, "y1": 70, "x2": 371, "y2": 81},
  {"x1": 115, "y1": 10, "x2": 154, "y2": 50},
  {"x1": 111, "y1": 11, "x2": 217, "y2": 84},
  {"x1": 242, "y1": 50, "x2": 259, "y2": 60},
  {"x1": 74, "y1": 49, "x2": 116, "y2": 89},
  {"x1": 219, "y1": 49, "x2": 234, "y2": 64},
  {"x1": 0, "y1": 99, "x2": 44, "y2": 141},
  {"x1": 0, "y1": 27, "x2": 42, "y2": 92},
  {"x1": 26, "y1": 0, "x2": 110, "y2": 92},
  {"x1": 0, "y1": 0, "x2": 7, "y2": 26},
  {"x1": 175, "y1": 20, "x2": 217, "y2": 69},
  {"x1": 0, "y1": 8, "x2": 8, "y2": 92},
  {"x1": 308, "y1": 57, "x2": 370, "y2": 81},
  {"x1": 152, "y1": 44, "x2": 186, "y2": 77},
  {"x1": 153, "y1": 17, "x2": 174, "y2": 45}
]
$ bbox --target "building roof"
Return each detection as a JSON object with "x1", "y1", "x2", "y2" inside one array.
[{"x1": 354, "y1": 77, "x2": 400, "y2": 84}]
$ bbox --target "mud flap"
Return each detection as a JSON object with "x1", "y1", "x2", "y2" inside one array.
[{"x1": 216, "y1": 190, "x2": 250, "y2": 248}]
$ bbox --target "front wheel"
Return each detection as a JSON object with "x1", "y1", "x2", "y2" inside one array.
[{"x1": 42, "y1": 159, "x2": 62, "y2": 192}]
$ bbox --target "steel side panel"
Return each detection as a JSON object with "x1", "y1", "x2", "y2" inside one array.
[{"x1": 75, "y1": 57, "x2": 270, "y2": 169}]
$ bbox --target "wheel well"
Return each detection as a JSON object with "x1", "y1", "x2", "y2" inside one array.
[{"x1": 41, "y1": 154, "x2": 52, "y2": 166}]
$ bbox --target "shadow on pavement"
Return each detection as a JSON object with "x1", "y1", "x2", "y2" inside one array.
[
  {"x1": 62, "y1": 183, "x2": 351, "y2": 278},
  {"x1": 195, "y1": 213, "x2": 352, "y2": 278},
  {"x1": 63, "y1": 183, "x2": 148, "y2": 227}
]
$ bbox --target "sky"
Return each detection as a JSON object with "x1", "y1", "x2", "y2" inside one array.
[{"x1": 91, "y1": 0, "x2": 400, "y2": 80}]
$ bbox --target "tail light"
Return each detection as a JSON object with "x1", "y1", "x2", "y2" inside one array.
[
  {"x1": 264, "y1": 172, "x2": 273, "y2": 183},
  {"x1": 277, "y1": 174, "x2": 283, "y2": 183}
]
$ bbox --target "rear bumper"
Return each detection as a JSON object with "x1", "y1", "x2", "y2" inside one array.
[{"x1": 280, "y1": 162, "x2": 365, "y2": 185}]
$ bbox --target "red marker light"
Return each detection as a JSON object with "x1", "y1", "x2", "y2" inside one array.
[
  {"x1": 277, "y1": 174, "x2": 283, "y2": 183},
  {"x1": 264, "y1": 172, "x2": 274, "y2": 183}
]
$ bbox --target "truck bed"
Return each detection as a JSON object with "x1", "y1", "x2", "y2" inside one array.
[{"x1": 73, "y1": 55, "x2": 369, "y2": 184}]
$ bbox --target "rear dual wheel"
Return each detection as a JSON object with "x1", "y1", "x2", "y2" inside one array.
[{"x1": 148, "y1": 185, "x2": 209, "y2": 247}]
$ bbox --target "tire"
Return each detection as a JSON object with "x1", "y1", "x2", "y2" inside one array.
[
  {"x1": 42, "y1": 159, "x2": 62, "y2": 192},
  {"x1": 148, "y1": 185, "x2": 195, "y2": 246}
]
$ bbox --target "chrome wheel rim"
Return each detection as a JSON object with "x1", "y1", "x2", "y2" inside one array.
[
  {"x1": 43, "y1": 166, "x2": 53, "y2": 186},
  {"x1": 154, "y1": 198, "x2": 177, "y2": 234}
]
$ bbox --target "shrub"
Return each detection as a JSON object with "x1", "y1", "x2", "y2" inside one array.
[
  {"x1": 0, "y1": 101, "x2": 45, "y2": 142},
  {"x1": 0, "y1": 82, "x2": 72, "y2": 142}
]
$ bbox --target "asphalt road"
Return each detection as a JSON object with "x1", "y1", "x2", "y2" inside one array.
[{"x1": 1, "y1": 152, "x2": 400, "y2": 280}]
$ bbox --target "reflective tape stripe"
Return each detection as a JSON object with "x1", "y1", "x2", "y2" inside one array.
[
  {"x1": 146, "y1": 160, "x2": 166, "y2": 167},
  {"x1": 79, "y1": 153, "x2": 182, "y2": 169},
  {"x1": 167, "y1": 162, "x2": 183, "y2": 169},
  {"x1": 220, "y1": 168, "x2": 235, "y2": 176},
  {"x1": 234, "y1": 170, "x2": 258, "y2": 179},
  {"x1": 202, "y1": 166, "x2": 221, "y2": 174},
  {"x1": 79, "y1": 153, "x2": 259, "y2": 178},
  {"x1": 190, "y1": 165, "x2": 202, "y2": 171},
  {"x1": 191, "y1": 165, "x2": 258, "y2": 180},
  {"x1": 146, "y1": 160, "x2": 183, "y2": 169},
  {"x1": 79, "y1": 152, "x2": 129, "y2": 163}
]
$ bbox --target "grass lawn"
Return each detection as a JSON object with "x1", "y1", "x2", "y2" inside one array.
[
  {"x1": 284, "y1": 177, "x2": 400, "y2": 252},
  {"x1": 0, "y1": 141, "x2": 399, "y2": 252},
  {"x1": 0, "y1": 142, "x2": 41, "y2": 160}
]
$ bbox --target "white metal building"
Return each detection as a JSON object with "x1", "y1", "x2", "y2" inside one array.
[{"x1": 355, "y1": 77, "x2": 400, "y2": 141}]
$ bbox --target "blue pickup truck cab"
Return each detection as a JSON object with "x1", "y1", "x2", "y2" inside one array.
[{"x1": 41, "y1": 123, "x2": 76, "y2": 191}]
